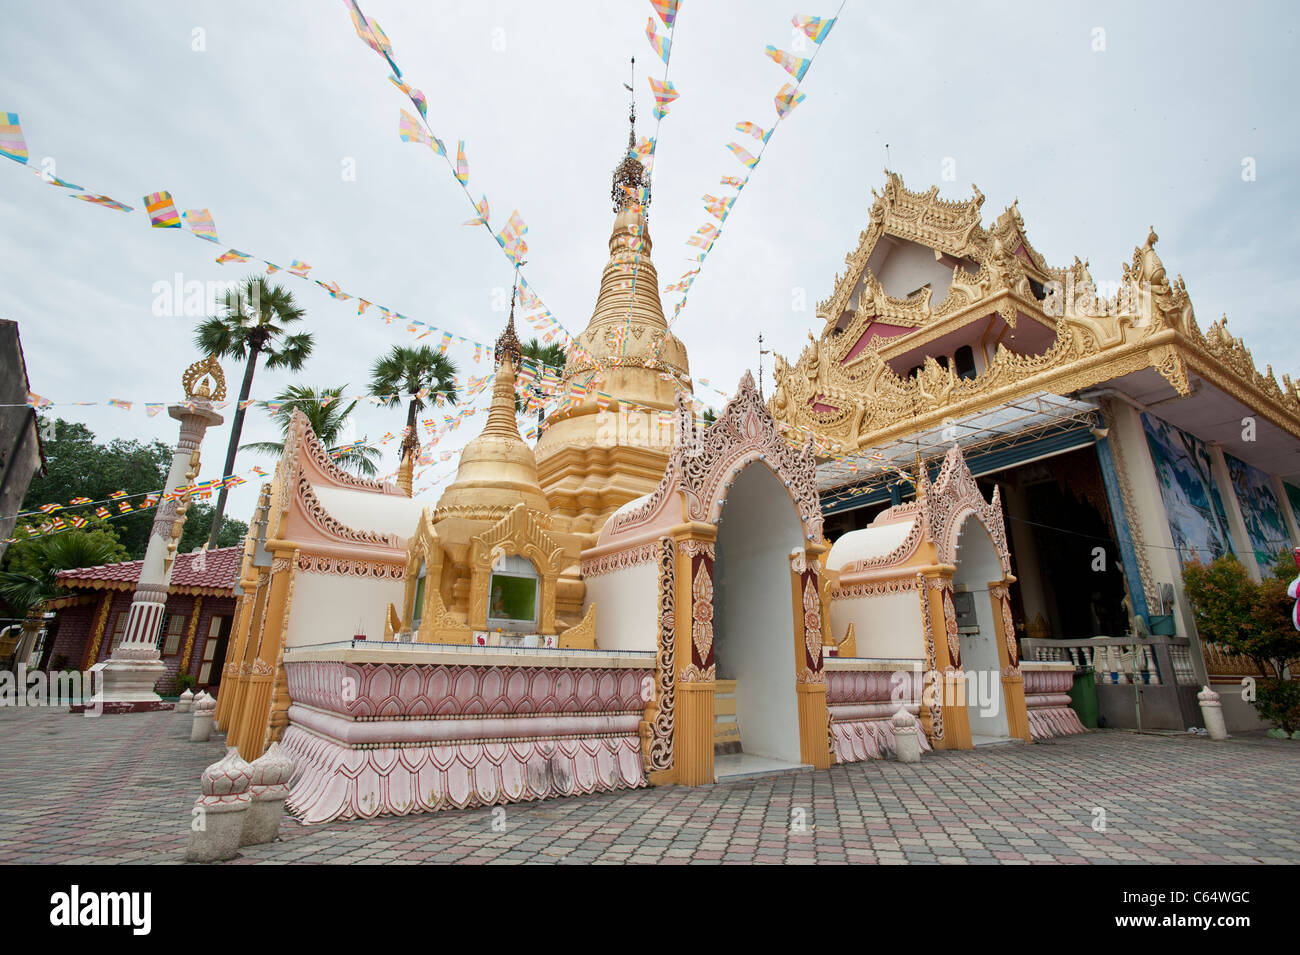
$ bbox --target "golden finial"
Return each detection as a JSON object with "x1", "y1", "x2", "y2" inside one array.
[{"x1": 182, "y1": 354, "x2": 227, "y2": 402}]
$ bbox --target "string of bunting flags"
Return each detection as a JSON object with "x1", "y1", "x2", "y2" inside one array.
[
  {"x1": 0, "y1": 106, "x2": 578, "y2": 387},
  {"x1": 661, "y1": 7, "x2": 843, "y2": 327},
  {"x1": 340, "y1": 0, "x2": 594, "y2": 369}
]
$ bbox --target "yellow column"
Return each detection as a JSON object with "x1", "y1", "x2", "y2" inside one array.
[
  {"x1": 236, "y1": 549, "x2": 296, "y2": 760},
  {"x1": 792, "y1": 544, "x2": 832, "y2": 770},
  {"x1": 669, "y1": 522, "x2": 716, "y2": 787},
  {"x1": 80, "y1": 592, "x2": 114, "y2": 671},
  {"x1": 178, "y1": 595, "x2": 204, "y2": 679},
  {"x1": 923, "y1": 572, "x2": 973, "y2": 751},
  {"x1": 990, "y1": 578, "x2": 1031, "y2": 742},
  {"x1": 222, "y1": 567, "x2": 270, "y2": 739}
]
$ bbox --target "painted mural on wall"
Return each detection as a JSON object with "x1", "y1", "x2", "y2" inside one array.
[
  {"x1": 1286, "y1": 483, "x2": 1300, "y2": 539},
  {"x1": 1224, "y1": 453, "x2": 1289, "y2": 566},
  {"x1": 1141, "y1": 412, "x2": 1233, "y2": 565}
]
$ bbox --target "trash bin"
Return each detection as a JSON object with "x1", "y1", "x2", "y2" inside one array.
[{"x1": 1069, "y1": 666, "x2": 1099, "y2": 729}]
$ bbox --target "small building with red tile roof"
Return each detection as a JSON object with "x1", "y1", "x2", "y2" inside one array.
[{"x1": 36, "y1": 546, "x2": 242, "y2": 693}]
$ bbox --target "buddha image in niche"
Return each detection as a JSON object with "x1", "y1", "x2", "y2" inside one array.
[{"x1": 491, "y1": 584, "x2": 506, "y2": 618}]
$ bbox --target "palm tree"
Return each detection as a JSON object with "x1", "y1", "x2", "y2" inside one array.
[
  {"x1": 240, "y1": 384, "x2": 381, "y2": 477},
  {"x1": 195, "y1": 276, "x2": 314, "y2": 548},
  {"x1": 518, "y1": 338, "x2": 568, "y2": 425},
  {"x1": 368, "y1": 346, "x2": 459, "y2": 462},
  {"x1": 0, "y1": 529, "x2": 127, "y2": 668}
]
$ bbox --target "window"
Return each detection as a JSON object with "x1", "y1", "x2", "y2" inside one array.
[
  {"x1": 107, "y1": 611, "x2": 129, "y2": 654},
  {"x1": 161, "y1": 613, "x2": 186, "y2": 656},
  {"x1": 954, "y1": 345, "x2": 977, "y2": 381},
  {"x1": 198, "y1": 615, "x2": 224, "y2": 684},
  {"x1": 411, "y1": 561, "x2": 427, "y2": 633},
  {"x1": 487, "y1": 555, "x2": 539, "y2": 632}
]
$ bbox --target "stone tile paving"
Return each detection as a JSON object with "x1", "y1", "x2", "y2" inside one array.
[{"x1": 1, "y1": 706, "x2": 1298, "y2": 864}]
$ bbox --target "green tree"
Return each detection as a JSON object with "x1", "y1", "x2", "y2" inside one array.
[
  {"x1": 15, "y1": 418, "x2": 246, "y2": 561},
  {"x1": 241, "y1": 384, "x2": 381, "y2": 476},
  {"x1": 517, "y1": 338, "x2": 567, "y2": 423},
  {"x1": 368, "y1": 346, "x2": 459, "y2": 457},
  {"x1": 0, "y1": 525, "x2": 128, "y2": 618},
  {"x1": 196, "y1": 276, "x2": 313, "y2": 548},
  {"x1": 1183, "y1": 550, "x2": 1300, "y2": 732}
]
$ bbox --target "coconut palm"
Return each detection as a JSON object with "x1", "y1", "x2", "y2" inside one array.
[
  {"x1": 517, "y1": 338, "x2": 568, "y2": 424},
  {"x1": 195, "y1": 276, "x2": 314, "y2": 548},
  {"x1": 240, "y1": 384, "x2": 381, "y2": 477},
  {"x1": 368, "y1": 346, "x2": 459, "y2": 459}
]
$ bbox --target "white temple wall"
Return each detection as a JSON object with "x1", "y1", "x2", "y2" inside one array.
[
  {"x1": 867, "y1": 238, "x2": 958, "y2": 304},
  {"x1": 286, "y1": 572, "x2": 404, "y2": 648},
  {"x1": 584, "y1": 561, "x2": 658, "y2": 652},
  {"x1": 829, "y1": 591, "x2": 922, "y2": 660}
]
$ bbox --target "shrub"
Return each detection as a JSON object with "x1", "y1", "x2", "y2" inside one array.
[{"x1": 1182, "y1": 549, "x2": 1300, "y2": 733}]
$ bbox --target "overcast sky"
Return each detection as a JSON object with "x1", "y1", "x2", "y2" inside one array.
[{"x1": 3, "y1": 0, "x2": 1298, "y2": 526}]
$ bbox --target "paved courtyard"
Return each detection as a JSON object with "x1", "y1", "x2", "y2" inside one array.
[{"x1": 1, "y1": 706, "x2": 1297, "y2": 864}]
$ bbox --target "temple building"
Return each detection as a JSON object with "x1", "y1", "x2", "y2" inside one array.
[
  {"x1": 769, "y1": 172, "x2": 1300, "y2": 731},
  {"x1": 34, "y1": 546, "x2": 240, "y2": 691},
  {"x1": 211, "y1": 144, "x2": 1142, "y2": 825}
]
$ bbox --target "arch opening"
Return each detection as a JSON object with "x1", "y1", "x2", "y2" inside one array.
[
  {"x1": 951, "y1": 512, "x2": 1011, "y2": 742},
  {"x1": 712, "y1": 462, "x2": 806, "y2": 768}
]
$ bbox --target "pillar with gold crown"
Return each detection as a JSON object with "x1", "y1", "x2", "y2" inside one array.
[{"x1": 89, "y1": 357, "x2": 226, "y2": 713}]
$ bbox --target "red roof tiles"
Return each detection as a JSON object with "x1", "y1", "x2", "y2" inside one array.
[{"x1": 56, "y1": 545, "x2": 242, "y2": 594}]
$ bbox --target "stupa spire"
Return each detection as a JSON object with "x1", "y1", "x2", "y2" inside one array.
[
  {"x1": 611, "y1": 57, "x2": 650, "y2": 214},
  {"x1": 434, "y1": 281, "x2": 550, "y2": 517}
]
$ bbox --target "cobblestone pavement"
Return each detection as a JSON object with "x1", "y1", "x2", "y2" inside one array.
[{"x1": 1, "y1": 707, "x2": 1298, "y2": 864}]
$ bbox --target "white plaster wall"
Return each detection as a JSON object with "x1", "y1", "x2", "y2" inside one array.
[
  {"x1": 826, "y1": 520, "x2": 915, "y2": 569},
  {"x1": 829, "y1": 592, "x2": 923, "y2": 659},
  {"x1": 867, "y1": 239, "x2": 958, "y2": 303},
  {"x1": 584, "y1": 561, "x2": 659, "y2": 652},
  {"x1": 286, "y1": 572, "x2": 405, "y2": 648},
  {"x1": 714, "y1": 465, "x2": 804, "y2": 764},
  {"x1": 313, "y1": 485, "x2": 426, "y2": 539}
]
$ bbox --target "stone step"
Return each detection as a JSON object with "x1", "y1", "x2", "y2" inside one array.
[{"x1": 714, "y1": 679, "x2": 741, "y2": 755}]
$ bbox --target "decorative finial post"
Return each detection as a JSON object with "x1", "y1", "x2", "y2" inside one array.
[
  {"x1": 612, "y1": 58, "x2": 651, "y2": 214},
  {"x1": 92, "y1": 357, "x2": 225, "y2": 713},
  {"x1": 494, "y1": 264, "x2": 524, "y2": 369}
]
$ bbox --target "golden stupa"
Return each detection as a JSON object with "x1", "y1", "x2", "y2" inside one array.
[{"x1": 535, "y1": 111, "x2": 692, "y2": 542}]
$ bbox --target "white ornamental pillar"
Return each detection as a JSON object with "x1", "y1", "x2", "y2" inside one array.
[{"x1": 97, "y1": 359, "x2": 225, "y2": 712}]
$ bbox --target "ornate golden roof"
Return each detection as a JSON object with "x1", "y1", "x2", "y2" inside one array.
[
  {"x1": 817, "y1": 172, "x2": 1052, "y2": 330},
  {"x1": 771, "y1": 223, "x2": 1300, "y2": 451}
]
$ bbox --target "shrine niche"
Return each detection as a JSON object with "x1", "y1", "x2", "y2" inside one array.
[
  {"x1": 390, "y1": 509, "x2": 471, "y2": 645},
  {"x1": 824, "y1": 444, "x2": 1030, "y2": 752},
  {"x1": 468, "y1": 503, "x2": 565, "y2": 634}
]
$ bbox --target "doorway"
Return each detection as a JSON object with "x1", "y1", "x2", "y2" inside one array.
[
  {"x1": 951, "y1": 514, "x2": 1011, "y2": 743},
  {"x1": 712, "y1": 464, "x2": 806, "y2": 773}
]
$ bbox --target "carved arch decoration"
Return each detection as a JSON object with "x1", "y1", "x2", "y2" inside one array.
[
  {"x1": 609, "y1": 371, "x2": 823, "y2": 542},
  {"x1": 468, "y1": 503, "x2": 564, "y2": 633},
  {"x1": 923, "y1": 445, "x2": 1012, "y2": 575}
]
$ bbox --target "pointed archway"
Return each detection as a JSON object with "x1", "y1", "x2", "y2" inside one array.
[{"x1": 598, "y1": 371, "x2": 831, "y2": 785}]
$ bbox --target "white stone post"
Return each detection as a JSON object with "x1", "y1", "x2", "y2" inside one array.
[
  {"x1": 892, "y1": 707, "x2": 922, "y2": 763},
  {"x1": 176, "y1": 688, "x2": 195, "y2": 713},
  {"x1": 186, "y1": 747, "x2": 252, "y2": 862},
  {"x1": 1198, "y1": 685, "x2": 1228, "y2": 740},
  {"x1": 99, "y1": 394, "x2": 223, "y2": 712},
  {"x1": 190, "y1": 691, "x2": 216, "y2": 741},
  {"x1": 241, "y1": 742, "x2": 295, "y2": 846}
]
